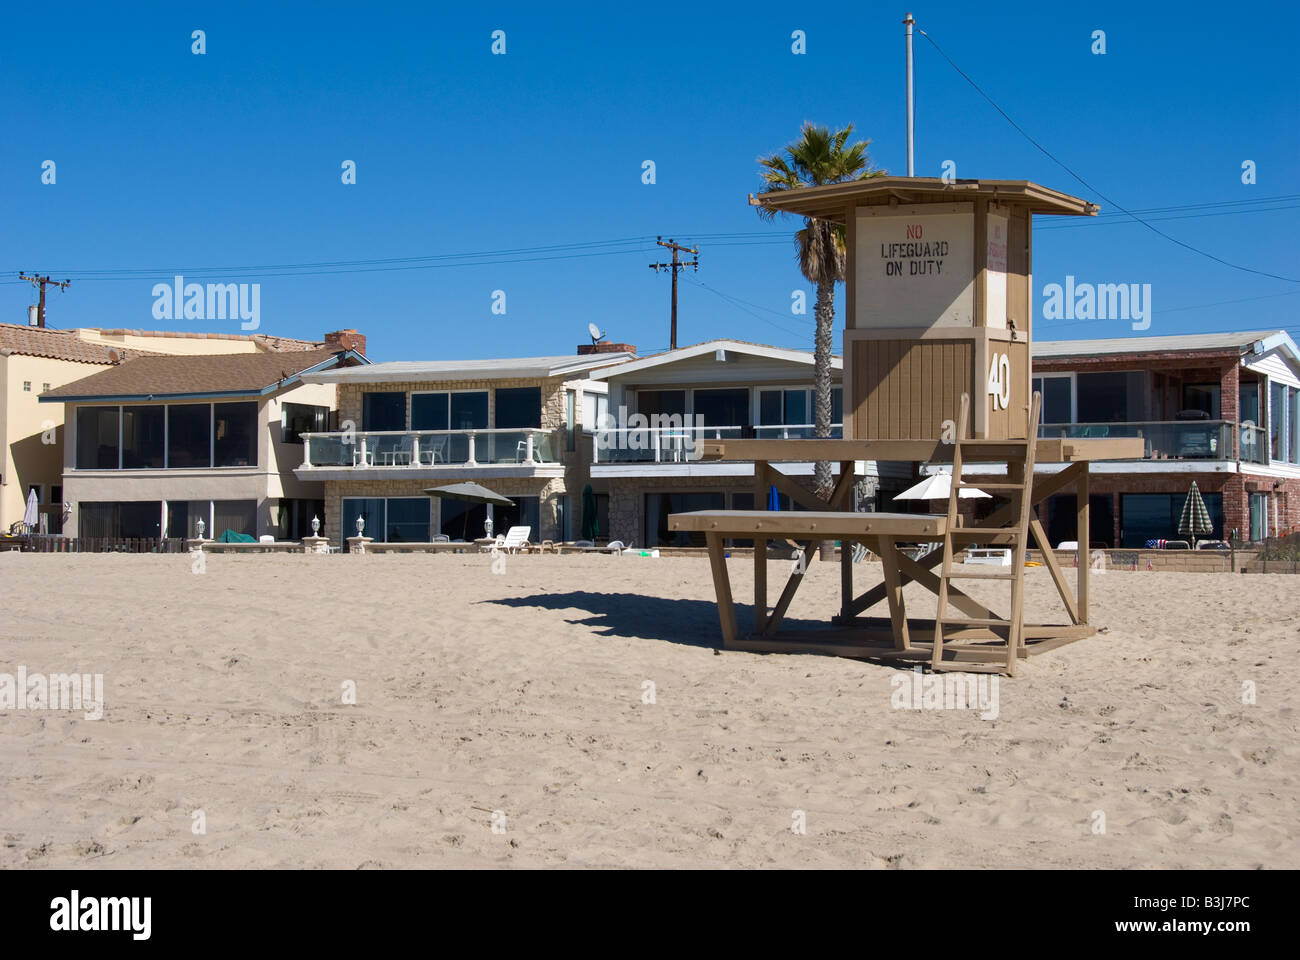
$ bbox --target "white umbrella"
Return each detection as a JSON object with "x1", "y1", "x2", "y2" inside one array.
[
  {"x1": 23, "y1": 488, "x2": 39, "y2": 529},
  {"x1": 894, "y1": 473, "x2": 990, "y2": 501}
]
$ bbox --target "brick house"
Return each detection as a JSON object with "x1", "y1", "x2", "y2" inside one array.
[{"x1": 956, "y1": 329, "x2": 1300, "y2": 547}]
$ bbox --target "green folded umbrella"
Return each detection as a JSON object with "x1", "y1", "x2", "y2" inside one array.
[{"x1": 1178, "y1": 480, "x2": 1213, "y2": 547}]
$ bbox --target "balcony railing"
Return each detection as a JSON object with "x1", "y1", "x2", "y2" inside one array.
[
  {"x1": 593, "y1": 424, "x2": 843, "y2": 463},
  {"x1": 1037, "y1": 420, "x2": 1267, "y2": 463},
  {"x1": 300, "y1": 429, "x2": 558, "y2": 468}
]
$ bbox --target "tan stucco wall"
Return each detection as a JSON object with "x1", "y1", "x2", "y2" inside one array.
[
  {"x1": 73, "y1": 330, "x2": 271, "y2": 356},
  {"x1": 2, "y1": 353, "x2": 107, "y2": 531}
]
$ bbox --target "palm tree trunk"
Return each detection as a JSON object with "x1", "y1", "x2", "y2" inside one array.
[{"x1": 814, "y1": 271, "x2": 835, "y2": 560}]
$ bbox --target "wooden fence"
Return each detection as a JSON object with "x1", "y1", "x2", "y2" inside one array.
[{"x1": 23, "y1": 536, "x2": 185, "y2": 554}]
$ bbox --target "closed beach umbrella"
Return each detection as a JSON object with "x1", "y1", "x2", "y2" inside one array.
[
  {"x1": 767, "y1": 484, "x2": 780, "y2": 511},
  {"x1": 580, "y1": 484, "x2": 599, "y2": 541},
  {"x1": 1178, "y1": 480, "x2": 1213, "y2": 547},
  {"x1": 23, "y1": 488, "x2": 39, "y2": 530},
  {"x1": 425, "y1": 482, "x2": 515, "y2": 540},
  {"x1": 894, "y1": 473, "x2": 990, "y2": 501}
]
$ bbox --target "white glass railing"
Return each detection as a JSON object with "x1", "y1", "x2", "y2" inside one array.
[{"x1": 300, "y1": 429, "x2": 558, "y2": 468}]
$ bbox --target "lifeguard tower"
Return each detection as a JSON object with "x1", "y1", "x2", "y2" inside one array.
[{"x1": 668, "y1": 178, "x2": 1143, "y2": 675}]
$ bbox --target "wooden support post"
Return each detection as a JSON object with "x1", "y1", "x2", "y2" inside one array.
[
  {"x1": 1077, "y1": 462, "x2": 1090, "y2": 623},
  {"x1": 705, "y1": 532, "x2": 738, "y2": 648},
  {"x1": 841, "y1": 536, "x2": 854, "y2": 622},
  {"x1": 877, "y1": 538, "x2": 911, "y2": 650}
]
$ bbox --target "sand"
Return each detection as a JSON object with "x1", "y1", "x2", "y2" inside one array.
[{"x1": 0, "y1": 549, "x2": 1296, "y2": 869}]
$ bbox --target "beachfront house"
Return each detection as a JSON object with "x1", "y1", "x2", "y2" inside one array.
[
  {"x1": 946, "y1": 330, "x2": 1300, "y2": 547},
  {"x1": 2, "y1": 322, "x2": 361, "y2": 535},
  {"x1": 292, "y1": 343, "x2": 636, "y2": 546},
  {"x1": 587, "y1": 339, "x2": 905, "y2": 547},
  {"x1": 39, "y1": 341, "x2": 368, "y2": 542}
]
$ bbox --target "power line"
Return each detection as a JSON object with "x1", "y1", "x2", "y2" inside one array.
[{"x1": 914, "y1": 23, "x2": 1300, "y2": 284}]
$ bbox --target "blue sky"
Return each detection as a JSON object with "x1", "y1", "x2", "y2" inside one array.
[{"x1": 2, "y1": 0, "x2": 1297, "y2": 361}]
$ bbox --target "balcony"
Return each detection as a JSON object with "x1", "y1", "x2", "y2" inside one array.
[
  {"x1": 300, "y1": 429, "x2": 559, "y2": 469},
  {"x1": 593, "y1": 424, "x2": 843, "y2": 464},
  {"x1": 1036, "y1": 420, "x2": 1267, "y2": 464}
]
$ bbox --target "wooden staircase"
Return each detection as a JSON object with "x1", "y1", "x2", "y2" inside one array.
[{"x1": 931, "y1": 391, "x2": 1043, "y2": 676}]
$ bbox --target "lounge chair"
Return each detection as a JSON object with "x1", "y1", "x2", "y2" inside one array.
[
  {"x1": 479, "y1": 525, "x2": 531, "y2": 554},
  {"x1": 605, "y1": 540, "x2": 633, "y2": 555}
]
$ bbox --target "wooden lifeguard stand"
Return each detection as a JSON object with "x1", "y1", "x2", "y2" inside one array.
[
  {"x1": 669, "y1": 178, "x2": 1143, "y2": 675},
  {"x1": 760, "y1": 177, "x2": 1098, "y2": 441}
]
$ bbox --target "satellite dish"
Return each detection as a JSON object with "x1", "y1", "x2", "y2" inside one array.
[{"x1": 588, "y1": 323, "x2": 606, "y2": 344}]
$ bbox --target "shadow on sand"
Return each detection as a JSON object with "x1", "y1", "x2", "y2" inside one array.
[{"x1": 484, "y1": 591, "x2": 829, "y2": 652}]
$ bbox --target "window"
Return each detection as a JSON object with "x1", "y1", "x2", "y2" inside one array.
[
  {"x1": 167, "y1": 403, "x2": 211, "y2": 468},
  {"x1": 493, "y1": 496, "x2": 539, "y2": 537},
  {"x1": 384, "y1": 498, "x2": 432, "y2": 543},
  {"x1": 282, "y1": 402, "x2": 329, "y2": 443},
  {"x1": 1120, "y1": 492, "x2": 1223, "y2": 549},
  {"x1": 693, "y1": 389, "x2": 750, "y2": 428},
  {"x1": 564, "y1": 391, "x2": 576, "y2": 452},
  {"x1": 1183, "y1": 384, "x2": 1221, "y2": 419},
  {"x1": 121, "y1": 405, "x2": 165, "y2": 468},
  {"x1": 411, "y1": 392, "x2": 450, "y2": 430},
  {"x1": 213, "y1": 500, "x2": 257, "y2": 537},
  {"x1": 165, "y1": 500, "x2": 211, "y2": 539},
  {"x1": 213, "y1": 402, "x2": 257, "y2": 466},
  {"x1": 51, "y1": 485, "x2": 62, "y2": 505},
  {"x1": 362, "y1": 391, "x2": 406, "y2": 431},
  {"x1": 1031, "y1": 375, "x2": 1073, "y2": 424},
  {"x1": 1077, "y1": 371, "x2": 1144, "y2": 423},
  {"x1": 341, "y1": 497, "x2": 432, "y2": 545},
  {"x1": 22, "y1": 381, "x2": 31, "y2": 392},
  {"x1": 581, "y1": 392, "x2": 609, "y2": 432},
  {"x1": 450, "y1": 391, "x2": 488, "y2": 429},
  {"x1": 75, "y1": 406, "x2": 120, "y2": 469},
  {"x1": 637, "y1": 390, "x2": 687, "y2": 419},
  {"x1": 1271, "y1": 382, "x2": 1286, "y2": 461},
  {"x1": 495, "y1": 387, "x2": 542, "y2": 429},
  {"x1": 78, "y1": 501, "x2": 163, "y2": 539},
  {"x1": 42, "y1": 383, "x2": 50, "y2": 392},
  {"x1": 1290, "y1": 387, "x2": 1300, "y2": 465},
  {"x1": 645, "y1": 491, "x2": 725, "y2": 547},
  {"x1": 759, "y1": 389, "x2": 809, "y2": 426}
]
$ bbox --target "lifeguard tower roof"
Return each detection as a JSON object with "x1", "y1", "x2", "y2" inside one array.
[{"x1": 752, "y1": 177, "x2": 1097, "y2": 221}]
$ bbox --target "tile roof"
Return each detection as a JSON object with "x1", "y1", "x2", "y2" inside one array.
[
  {"x1": 41, "y1": 349, "x2": 347, "y2": 400},
  {"x1": 0, "y1": 323, "x2": 152, "y2": 365}
]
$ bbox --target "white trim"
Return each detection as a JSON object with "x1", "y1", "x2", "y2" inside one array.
[
  {"x1": 588, "y1": 340, "x2": 841, "y2": 381},
  {"x1": 936, "y1": 460, "x2": 1241, "y2": 476},
  {"x1": 296, "y1": 465, "x2": 564, "y2": 482}
]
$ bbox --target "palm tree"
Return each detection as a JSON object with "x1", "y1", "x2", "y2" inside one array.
[{"x1": 757, "y1": 123, "x2": 884, "y2": 502}]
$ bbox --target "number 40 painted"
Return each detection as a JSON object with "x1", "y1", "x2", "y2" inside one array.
[{"x1": 987, "y1": 352, "x2": 1011, "y2": 410}]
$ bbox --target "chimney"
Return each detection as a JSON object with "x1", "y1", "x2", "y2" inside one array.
[
  {"x1": 324, "y1": 329, "x2": 366, "y2": 356},
  {"x1": 577, "y1": 341, "x2": 636, "y2": 356}
]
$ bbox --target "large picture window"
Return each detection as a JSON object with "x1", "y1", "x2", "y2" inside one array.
[
  {"x1": 1120, "y1": 492, "x2": 1223, "y2": 549},
  {"x1": 167, "y1": 403, "x2": 212, "y2": 468},
  {"x1": 495, "y1": 387, "x2": 542, "y2": 429},
  {"x1": 362, "y1": 391, "x2": 406, "y2": 431},
  {"x1": 214, "y1": 402, "x2": 257, "y2": 467},
  {"x1": 75, "y1": 406, "x2": 120, "y2": 469},
  {"x1": 121, "y1": 405, "x2": 165, "y2": 468},
  {"x1": 411, "y1": 392, "x2": 450, "y2": 431},
  {"x1": 282, "y1": 402, "x2": 329, "y2": 443},
  {"x1": 78, "y1": 501, "x2": 163, "y2": 539}
]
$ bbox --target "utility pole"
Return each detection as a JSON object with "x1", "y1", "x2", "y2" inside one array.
[
  {"x1": 904, "y1": 11, "x2": 915, "y2": 177},
  {"x1": 648, "y1": 237, "x2": 698, "y2": 350},
  {"x1": 18, "y1": 273, "x2": 72, "y2": 328}
]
